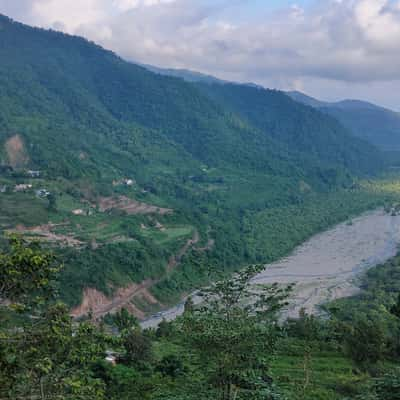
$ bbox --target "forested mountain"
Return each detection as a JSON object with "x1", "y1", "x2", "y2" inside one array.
[
  {"x1": 143, "y1": 64, "x2": 227, "y2": 85},
  {"x1": 0, "y1": 14, "x2": 382, "y2": 185},
  {"x1": 195, "y1": 83, "x2": 381, "y2": 177},
  {"x1": 146, "y1": 63, "x2": 400, "y2": 155},
  {"x1": 0, "y1": 14, "x2": 387, "y2": 313},
  {"x1": 288, "y1": 90, "x2": 400, "y2": 152}
]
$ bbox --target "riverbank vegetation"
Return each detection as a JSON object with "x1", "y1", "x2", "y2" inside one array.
[{"x1": 152, "y1": 179, "x2": 399, "y2": 304}]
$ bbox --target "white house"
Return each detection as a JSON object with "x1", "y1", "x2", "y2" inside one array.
[
  {"x1": 27, "y1": 170, "x2": 41, "y2": 178},
  {"x1": 14, "y1": 184, "x2": 33, "y2": 192}
]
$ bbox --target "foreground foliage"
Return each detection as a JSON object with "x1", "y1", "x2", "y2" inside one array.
[
  {"x1": 182, "y1": 266, "x2": 291, "y2": 399},
  {"x1": 3, "y1": 237, "x2": 400, "y2": 399}
]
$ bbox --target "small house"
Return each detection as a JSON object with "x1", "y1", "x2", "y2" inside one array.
[
  {"x1": 72, "y1": 209, "x2": 85, "y2": 216},
  {"x1": 14, "y1": 184, "x2": 33, "y2": 192},
  {"x1": 123, "y1": 178, "x2": 135, "y2": 186},
  {"x1": 27, "y1": 170, "x2": 41, "y2": 178},
  {"x1": 105, "y1": 350, "x2": 117, "y2": 366}
]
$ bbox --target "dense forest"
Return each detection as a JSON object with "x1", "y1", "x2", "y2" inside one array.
[
  {"x1": 146, "y1": 65, "x2": 400, "y2": 156},
  {"x1": 195, "y1": 82, "x2": 381, "y2": 177},
  {"x1": 287, "y1": 91, "x2": 400, "y2": 153}
]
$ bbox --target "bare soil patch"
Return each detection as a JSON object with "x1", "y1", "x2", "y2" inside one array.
[
  {"x1": 4, "y1": 134, "x2": 29, "y2": 168},
  {"x1": 8, "y1": 223, "x2": 84, "y2": 248},
  {"x1": 98, "y1": 196, "x2": 172, "y2": 215},
  {"x1": 72, "y1": 230, "x2": 200, "y2": 320},
  {"x1": 71, "y1": 283, "x2": 154, "y2": 320}
]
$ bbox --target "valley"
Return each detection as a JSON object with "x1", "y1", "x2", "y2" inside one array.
[
  {"x1": 0, "y1": 14, "x2": 391, "y2": 319},
  {"x1": 142, "y1": 208, "x2": 400, "y2": 328},
  {"x1": 2, "y1": 9, "x2": 400, "y2": 400}
]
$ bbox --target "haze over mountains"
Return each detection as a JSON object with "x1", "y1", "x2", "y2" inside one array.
[{"x1": 287, "y1": 91, "x2": 400, "y2": 152}]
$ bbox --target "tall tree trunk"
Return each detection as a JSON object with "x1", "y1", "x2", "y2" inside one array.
[
  {"x1": 40, "y1": 377, "x2": 45, "y2": 400},
  {"x1": 232, "y1": 385, "x2": 239, "y2": 400}
]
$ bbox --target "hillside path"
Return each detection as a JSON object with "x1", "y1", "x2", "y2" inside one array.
[{"x1": 72, "y1": 229, "x2": 200, "y2": 320}]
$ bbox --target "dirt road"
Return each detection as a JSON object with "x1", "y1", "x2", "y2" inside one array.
[{"x1": 71, "y1": 229, "x2": 200, "y2": 320}]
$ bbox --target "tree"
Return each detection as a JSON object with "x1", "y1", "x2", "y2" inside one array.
[
  {"x1": 156, "y1": 319, "x2": 174, "y2": 338},
  {"x1": 157, "y1": 354, "x2": 185, "y2": 378},
  {"x1": 390, "y1": 294, "x2": 400, "y2": 319},
  {"x1": 184, "y1": 297, "x2": 195, "y2": 314},
  {"x1": 343, "y1": 316, "x2": 386, "y2": 366},
  {"x1": 47, "y1": 193, "x2": 57, "y2": 212},
  {"x1": 374, "y1": 369, "x2": 400, "y2": 400},
  {"x1": 122, "y1": 329, "x2": 153, "y2": 366},
  {"x1": 357, "y1": 369, "x2": 400, "y2": 400},
  {"x1": 0, "y1": 235, "x2": 60, "y2": 308},
  {"x1": 1, "y1": 303, "x2": 107, "y2": 399},
  {"x1": 0, "y1": 237, "x2": 108, "y2": 399},
  {"x1": 101, "y1": 363, "x2": 158, "y2": 400},
  {"x1": 286, "y1": 308, "x2": 323, "y2": 341},
  {"x1": 113, "y1": 307, "x2": 139, "y2": 333},
  {"x1": 182, "y1": 265, "x2": 291, "y2": 400}
]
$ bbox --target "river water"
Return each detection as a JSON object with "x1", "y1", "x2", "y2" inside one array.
[{"x1": 141, "y1": 209, "x2": 400, "y2": 329}]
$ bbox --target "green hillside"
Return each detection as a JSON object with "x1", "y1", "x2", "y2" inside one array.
[
  {"x1": 0, "y1": 15, "x2": 383, "y2": 183},
  {"x1": 147, "y1": 64, "x2": 400, "y2": 156},
  {"x1": 0, "y1": 14, "x2": 297, "y2": 183},
  {"x1": 0, "y1": 14, "x2": 388, "y2": 311},
  {"x1": 196, "y1": 83, "x2": 381, "y2": 177}
]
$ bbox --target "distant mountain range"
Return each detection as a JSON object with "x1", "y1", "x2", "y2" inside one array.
[
  {"x1": 143, "y1": 64, "x2": 228, "y2": 85},
  {"x1": 145, "y1": 64, "x2": 400, "y2": 154},
  {"x1": 287, "y1": 91, "x2": 400, "y2": 152}
]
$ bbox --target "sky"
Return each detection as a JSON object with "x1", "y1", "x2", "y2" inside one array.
[{"x1": 0, "y1": 0, "x2": 399, "y2": 110}]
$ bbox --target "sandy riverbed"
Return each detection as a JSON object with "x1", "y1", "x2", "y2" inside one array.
[{"x1": 142, "y1": 209, "x2": 400, "y2": 329}]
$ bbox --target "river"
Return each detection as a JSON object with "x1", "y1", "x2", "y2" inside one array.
[{"x1": 141, "y1": 209, "x2": 400, "y2": 329}]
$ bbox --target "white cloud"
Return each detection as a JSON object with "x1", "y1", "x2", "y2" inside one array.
[
  {"x1": 74, "y1": 0, "x2": 400, "y2": 84},
  {"x1": 31, "y1": 0, "x2": 108, "y2": 32},
  {"x1": 113, "y1": 0, "x2": 176, "y2": 12},
  {"x1": 1, "y1": 0, "x2": 400, "y2": 108}
]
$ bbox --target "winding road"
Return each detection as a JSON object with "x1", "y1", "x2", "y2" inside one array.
[{"x1": 71, "y1": 229, "x2": 201, "y2": 320}]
